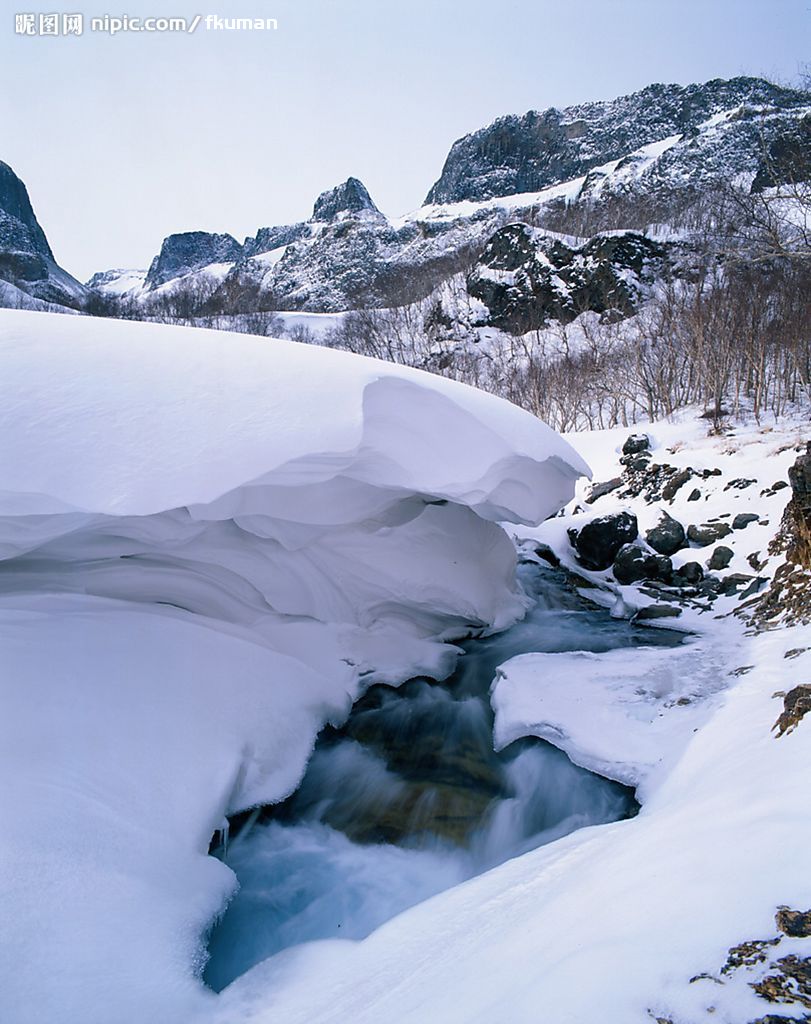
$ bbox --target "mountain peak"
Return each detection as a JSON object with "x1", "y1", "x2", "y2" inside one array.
[
  {"x1": 145, "y1": 231, "x2": 243, "y2": 289},
  {"x1": 424, "y1": 76, "x2": 810, "y2": 205},
  {"x1": 311, "y1": 177, "x2": 381, "y2": 221}
]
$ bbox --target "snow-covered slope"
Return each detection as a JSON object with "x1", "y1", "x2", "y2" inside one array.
[{"x1": 0, "y1": 309, "x2": 588, "y2": 1024}]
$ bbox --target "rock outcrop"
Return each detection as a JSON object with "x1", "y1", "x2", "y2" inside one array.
[
  {"x1": 145, "y1": 231, "x2": 244, "y2": 289},
  {"x1": 425, "y1": 77, "x2": 809, "y2": 205},
  {"x1": 0, "y1": 160, "x2": 86, "y2": 308},
  {"x1": 467, "y1": 225, "x2": 669, "y2": 332}
]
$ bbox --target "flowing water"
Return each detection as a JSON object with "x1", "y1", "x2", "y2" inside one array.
[{"x1": 204, "y1": 563, "x2": 682, "y2": 992}]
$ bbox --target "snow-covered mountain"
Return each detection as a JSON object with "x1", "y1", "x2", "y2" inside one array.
[
  {"x1": 0, "y1": 161, "x2": 87, "y2": 310},
  {"x1": 2, "y1": 76, "x2": 808, "y2": 322},
  {"x1": 425, "y1": 76, "x2": 809, "y2": 204}
]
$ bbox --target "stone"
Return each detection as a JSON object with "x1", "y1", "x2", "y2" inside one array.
[
  {"x1": 688, "y1": 521, "x2": 733, "y2": 546},
  {"x1": 646, "y1": 512, "x2": 686, "y2": 556},
  {"x1": 732, "y1": 513, "x2": 759, "y2": 529},
  {"x1": 788, "y1": 441, "x2": 811, "y2": 500},
  {"x1": 776, "y1": 908, "x2": 811, "y2": 938},
  {"x1": 707, "y1": 545, "x2": 734, "y2": 570},
  {"x1": 622, "y1": 433, "x2": 651, "y2": 456},
  {"x1": 634, "y1": 604, "x2": 682, "y2": 620},
  {"x1": 739, "y1": 577, "x2": 768, "y2": 599},
  {"x1": 687, "y1": 488, "x2": 702, "y2": 501},
  {"x1": 612, "y1": 544, "x2": 673, "y2": 585},
  {"x1": 533, "y1": 543, "x2": 560, "y2": 567},
  {"x1": 676, "y1": 561, "x2": 704, "y2": 584},
  {"x1": 662, "y1": 468, "x2": 693, "y2": 501},
  {"x1": 586, "y1": 477, "x2": 622, "y2": 504},
  {"x1": 772, "y1": 684, "x2": 811, "y2": 737},
  {"x1": 718, "y1": 572, "x2": 754, "y2": 595},
  {"x1": 569, "y1": 511, "x2": 638, "y2": 571},
  {"x1": 724, "y1": 477, "x2": 757, "y2": 491}
]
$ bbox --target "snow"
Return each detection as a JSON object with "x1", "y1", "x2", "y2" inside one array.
[
  {"x1": 1, "y1": 307, "x2": 808, "y2": 1024},
  {"x1": 490, "y1": 641, "x2": 731, "y2": 791},
  {"x1": 204, "y1": 409, "x2": 811, "y2": 1024},
  {"x1": 87, "y1": 267, "x2": 148, "y2": 296},
  {"x1": 0, "y1": 308, "x2": 589, "y2": 1024}
]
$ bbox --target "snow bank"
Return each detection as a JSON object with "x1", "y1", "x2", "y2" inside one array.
[
  {"x1": 0, "y1": 309, "x2": 587, "y2": 1024},
  {"x1": 491, "y1": 641, "x2": 729, "y2": 792}
]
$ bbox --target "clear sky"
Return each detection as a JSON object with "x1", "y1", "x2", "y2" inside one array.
[{"x1": 1, "y1": 0, "x2": 808, "y2": 280}]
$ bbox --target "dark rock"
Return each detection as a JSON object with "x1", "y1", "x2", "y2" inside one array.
[
  {"x1": 622, "y1": 433, "x2": 651, "y2": 456},
  {"x1": 733, "y1": 513, "x2": 759, "y2": 530},
  {"x1": 772, "y1": 480, "x2": 790, "y2": 491},
  {"x1": 586, "y1": 477, "x2": 622, "y2": 504},
  {"x1": 724, "y1": 477, "x2": 757, "y2": 491},
  {"x1": 662, "y1": 468, "x2": 693, "y2": 501},
  {"x1": 717, "y1": 572, "x2": 754, "y2": 595},
  {"x1": 687, "y1": 488, "x2": 702, "y2": 502},
  {"x1": 613, "y1": 544, "x2": 673, "y2": 585},
  {"x1": 788, "y1": 441, "x2": 811, "y2": 501},
  {"x1": 646, "y1": 512, "x2": 686, "y2": 556},
  {"x1": 697, "y1": 577, "x2": 721, "y2": 597},
  {"x1": 751, "y1": 954, "x2": 811, "y2": 1008},
  {"x1": 739, "y1": 577, "x2": 768, "y2": 599},
  {"x1": 533, "y1": 543, "x2": 560, "y2": 567},
  {"x1": 702, "y1": 468, "x2": 723, "y2": 478},
  {"x1": 688, "y1": 522, "x2": 733, "y2": 546},
  {"x1": 569, "y1": 511, "x2": 638, "y2": 571},
  {"x1": 634, "y1": 604, "x2": 682, "y2": 620},
  {"x1": 776, "y1": 908, "x2": 811, "y2": 938},
  {"x1": 676, "y1": 561, "x2": 704, "y2": 584},
  {"x1": 467, "y1": 224, "x2": 669, "y2": 332},
  {"x1": 752, "y1": 112, "x2": 811, "y2": 191},
  {"x1": 707, "y1": 545, "x2": 734, "y2": 570},
  {"x1": 772, "y1": 685, "x2": 811, "y2": 737}
]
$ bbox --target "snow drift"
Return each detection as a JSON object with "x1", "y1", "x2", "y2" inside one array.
[{"x1": 0, "y1": 309, "x2": 588, "y2": 1024}]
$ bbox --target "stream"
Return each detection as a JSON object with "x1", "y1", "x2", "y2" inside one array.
[{"x1": 204, "y1": 563, "x2": 682, "y2": 992}]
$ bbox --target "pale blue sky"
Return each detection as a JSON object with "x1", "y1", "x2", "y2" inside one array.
[{"x1": 1, "y1": 0, "x2": 808, "y2": 279}]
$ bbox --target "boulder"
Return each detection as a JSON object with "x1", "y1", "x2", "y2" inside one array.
[
  {"x1": 675, "y1": 561, "x2": 704, "y2": 584},
  {"x1": 707, "y1": 545, "x2": 734, "y2": 570},
  {"x1": 569, "y1": 511, "x2": 638, "y2": 571},
  {"x1": 687, "y1": 488, "x2": 702, "y2": 502},
  {"x1": 634, "y1": 604, "x2": 682, "y2": 621},
  {"x1": 732, "y1": 513, "x2": 759, "y2": 530},
  {"x1": 788, "y1": 441, "x2": 811, "y2": 500},
  {"x1": 586, "y1": 477, "x2": 622, "y2": 504},
  {"x1": 662, "y1": 468, "x2": 693, "y2": 501},
  {"x1": 646, "y1": 511, "x2": 686, "y2": 556},
  {"x1": 688, "y1": 521, "x2": 733, "y2": 546},
  {"x1": 613, "y1": 544, "x2": 673, "y2": 585},
  {"x1": 622, "y1": 433, "x2": 651, "y2": 456}
]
